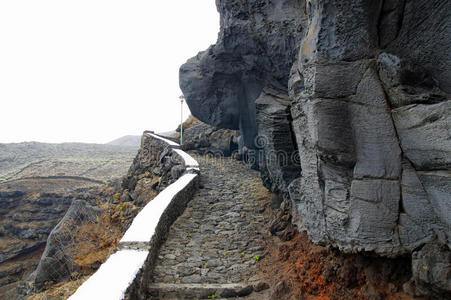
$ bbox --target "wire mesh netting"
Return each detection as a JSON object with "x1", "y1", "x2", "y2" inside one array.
[{"x1": 33, "y1": 200, "x2": 104, "y2": 288}]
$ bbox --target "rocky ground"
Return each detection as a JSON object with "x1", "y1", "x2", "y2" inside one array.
[
  {"x1": 16, "y1": 191, "x2": 131, "y2": 300},
  {"x1": 0, "y1": 190, "x2": 75, "y2": 298},
  {"x1": 148, "y1": 153, "x2": 421, "y2": 300}
]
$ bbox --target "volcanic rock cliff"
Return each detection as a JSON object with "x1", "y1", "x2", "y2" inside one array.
[{"x1": 180, "y1": 0, "x2": 450, "y2": 297}]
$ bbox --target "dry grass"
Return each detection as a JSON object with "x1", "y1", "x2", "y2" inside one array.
[
  {"x1": 71, "y1": 207, "x2": 122, "y2": 272},
  {"x1": 182, "y1": 115, "x2": 199, "y2": 130},
  {"x1": 25, "y1": 204, "x2": 126, "y2": 299},
  {"x1": 175, "y1": 115, "x2": 200, "y2": 135}
]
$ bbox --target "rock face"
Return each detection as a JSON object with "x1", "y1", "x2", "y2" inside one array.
[
  {"x1": 180, "y1": 0, "x2": 306, "y2": 149},
  {"x1": 255, "y1": 87, "x2": 301, "y2": 193},
  {"x1": 179, "y1": 117, "x2": 238, "y2": 157},
  {"x1": 0, "y1": 140, "x2": 138, "y2": 297},
  {"x1": 180, "y1": 0, "x2": 450, "y2": 295},
  {"x1": 287, "y1": 0, "x2": 450, "y2": 256},
  {"x1": 0, "y1": 192, "x2": 67, "y2": 264},
  {"x1": 31, "y1": 200, "x2": 102, "y2": 290},
  {"x1": 122, "y1": 133, "x2": 186, "y2": 197}
]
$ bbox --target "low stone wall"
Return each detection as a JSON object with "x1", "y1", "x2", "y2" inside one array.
[
  {"x1": 125, "y1": 172, "x2": 199, "y2": 299},
  {"x1": 68, "y1": 132, "x2": 199, "y2": 300}
]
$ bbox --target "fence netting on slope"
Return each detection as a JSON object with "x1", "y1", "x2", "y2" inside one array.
[{"x1": 32, "y1": 199, "x2": 122, "y2": 291}]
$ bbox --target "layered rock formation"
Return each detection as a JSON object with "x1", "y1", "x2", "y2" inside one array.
[
  {"x1": 255, "y1": 87, "x2": 301, "y2": 192},
  {"x1": 180, "y1": 0, "x2": 450, "y2": 296},
  {"x1": 0, "y1": 191, "x2": 72, "y2": 296},
  {"x1": 288, "y1": 0, "x2": 450, "y2": 256}
]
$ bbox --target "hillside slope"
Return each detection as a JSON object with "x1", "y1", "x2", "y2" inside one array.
[
  {"x1": 0, "y1": 142, "x2": 138, "y2": 183},
  {"x1": 0, "y1": 141, "x2": 139, "y2": 298},
  {"x1": 106, "y1": 135, "x2": 141, "y2": 147}
]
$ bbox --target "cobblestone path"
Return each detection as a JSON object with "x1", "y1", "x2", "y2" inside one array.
[{"x1": 148, "y1": 154, "x2": 273, "y2": 299}]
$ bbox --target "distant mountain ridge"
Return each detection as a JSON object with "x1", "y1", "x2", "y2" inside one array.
[{"x1": 106, "y1": 135, "x2": 141, "y2": 147}]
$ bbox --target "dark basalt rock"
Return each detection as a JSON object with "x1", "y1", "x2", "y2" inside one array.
[
  {"x1": 392, "y1": 102, "x2": 451, "y2": 170},
  {"x1": 290, "y1": 0, "x2": 450, "y2": 257},
  {"x1": 180, "y1": 0, "x2": 451, "y2": 295},
  {"x1": 255, "y1": 86, "x2": 301, "y2": 193},
  {"x1": 412, "y1": 242, "x2": 451, "y2": 298},
  {"x1": 398, "y1": 161, "x2": 442, "y2": 251},
  {"x1": 377, "y1": 52, "x2": 448, "y2": 108},
  {"x1": 180, "y1": 118, "x2": 237, "y2": 157},
  {"x1": 180, "y1": 0, "x2": 306, "y2": 149}
]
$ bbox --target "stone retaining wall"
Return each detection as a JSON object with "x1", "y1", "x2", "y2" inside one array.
[{"x1": 68, "y1": 132, "x2": 199, "y2": 300}]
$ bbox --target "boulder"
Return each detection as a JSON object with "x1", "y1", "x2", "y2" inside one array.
[
  {"x1": 412, "y1": 242, "x2": 451, "y2": 298},
  {"x1": 180, "y1": 118, "x2": 237, "y2": 157}
]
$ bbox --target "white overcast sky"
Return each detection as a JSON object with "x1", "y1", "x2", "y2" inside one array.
[{"x1": 0, "y1": 1, "x2": 219, "y2": 144}]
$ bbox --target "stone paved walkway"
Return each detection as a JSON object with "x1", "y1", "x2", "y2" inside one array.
[{"x1": 148, "y1": 154, "x2": 273, "y2": 299}]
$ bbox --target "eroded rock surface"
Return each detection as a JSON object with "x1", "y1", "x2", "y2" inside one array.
[
  {"x1": 180, "y1": 0, "x2": 450, "y2": 296},
  {"x1": 255, "y1": 87, "x2": 301, "y2": 193}
]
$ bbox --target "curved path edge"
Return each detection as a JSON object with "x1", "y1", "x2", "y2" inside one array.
[{"x1": 68, "y1": 132, "x2": 199, "y2": 300}]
